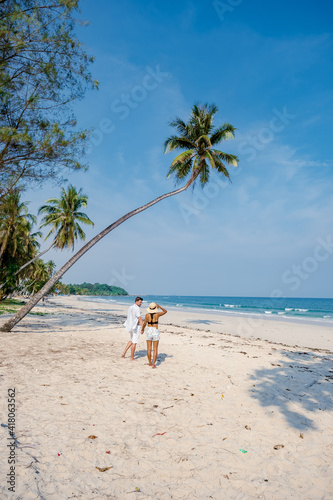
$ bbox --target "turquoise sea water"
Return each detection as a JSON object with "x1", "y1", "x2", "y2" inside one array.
[{"x1": 78, "y1": 295, "x2": 333, "y2": 325}]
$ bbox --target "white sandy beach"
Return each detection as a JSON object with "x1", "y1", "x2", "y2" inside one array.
[{"x1": 0, "y1": 295, "x2": 332, "y2": 499}]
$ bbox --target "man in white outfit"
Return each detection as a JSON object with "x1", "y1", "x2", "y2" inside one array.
[{"x1": 121, "y1": 296, "x2": 143, "y2": 361}]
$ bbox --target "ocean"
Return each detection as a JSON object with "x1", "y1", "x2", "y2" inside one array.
[{"x1": 78, "y1": 295, "x2": 333, "y2": 325}]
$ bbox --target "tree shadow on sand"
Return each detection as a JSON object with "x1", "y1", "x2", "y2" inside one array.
[{"x1": 249, "y1": 349, "x2": 333, "y2": 430}]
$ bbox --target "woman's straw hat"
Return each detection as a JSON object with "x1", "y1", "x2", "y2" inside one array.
[{"x1": 147, "y1": 302, "x2": 158, "y2": 313}]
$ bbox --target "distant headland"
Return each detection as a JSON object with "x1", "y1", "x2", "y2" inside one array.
[{"x1": 62, "y1": 282, "x2": 128, "y2": 296}]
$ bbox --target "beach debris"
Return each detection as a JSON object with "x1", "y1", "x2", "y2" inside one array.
[
  {"x1": 273, "y1": 444, "x2": 284, "y2": 450},
  {"x1": 154, "y1": 432, "x2": 166, "y2": 436},
  {"x1": 307, "y1": 379, "x2": 319, "y2": 388},
  {"x1": 245, "y1": 425, "x2": 251, "y2": 430},
  {"x1": 57, "y1": 453, "x2": 62, "y2": 456},
  {"x1": 88, "y1": 435, "x2": 97, "y2": 439},
  {"x1": 106, "y1": 451, "x2": 111, "y2": 454},
  {"x1": 96, "y1": 466, "x2": 113, "y2": 472},
  {"x1": 223, "y1": 437, "x2": 227, "y2": 441},
  {"x1": 299, "y1": 433, "x2": 304, "y2": 439},
  {"x1": 190, "y1": 393, "x2": 194, "y2": 396},
  {"x1": 153, "y1": 404, "x2": 159, "y2": 407},
  {"x1": 126, "y1": 487, "x2": 141, "y2": 493},
  {"x1": 223, "y1": 475, "x2": 229, "y2": 479},
  {"x1": 221, "y1": 395, "x2": 225, "y2": 400},
  {"x1": 240, "y1": 449, "x2": 247, "y2": 453}
]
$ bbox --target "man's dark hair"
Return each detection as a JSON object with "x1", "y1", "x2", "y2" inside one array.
[{"x1": 135, "y1": 296, "x2": 143, "y2": 302}]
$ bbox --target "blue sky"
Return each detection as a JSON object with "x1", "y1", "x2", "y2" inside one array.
[{"x1": 26, "y1": 0, "x2": 333, "y2": 297}]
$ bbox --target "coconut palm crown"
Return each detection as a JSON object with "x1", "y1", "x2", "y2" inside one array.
[
  {"x1": 38, "y1": 185, "x2": 94, "y2": 250},
  {"x1": 164, "y1": 103, "x2": 238, "y2": 187}
]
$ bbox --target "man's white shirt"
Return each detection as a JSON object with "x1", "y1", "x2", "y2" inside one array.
[{"x1": 124, "y1": 304, "x2": 141, "y2": 332}]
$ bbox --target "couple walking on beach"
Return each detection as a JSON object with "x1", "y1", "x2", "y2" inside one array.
[{"x1": 121, "y1": 297, "x2": 167, "y2": 368}]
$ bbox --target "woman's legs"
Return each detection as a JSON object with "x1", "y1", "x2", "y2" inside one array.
[
  {"x1": 152, "y1": 341, "x2": 159, "y2": 368},
  {"x1": 146, "y1": 340, "x2": 152, "y2": 366}
]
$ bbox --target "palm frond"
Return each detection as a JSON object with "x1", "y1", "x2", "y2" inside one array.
[
  {"x1": 164, "y1": 135, "x2": 195, "y2": 153},
  {"x1": 216, "y1": 164, "x2": 231, "y2": 180},
  {"x1": 196, "y1": 135, "x2": 212, "y2": 150},
  {"x1": 169, "y1": 117, "x2": 188, "y2": 136},
  {"x1": 210, "y1": 124, "x2": 236, "y2": 145},
  {"x1": 174, "y1": 160, "x2": 193, "y2": 182},
  {"x1": 199, "y1": 162, "x2": 210, "y2": 186},
  {"x1": 170, "y1": 149, "x2": 195, "y2": 167},
  {"x1": 204, "y1": 150, "x2": 216, "y2": 169},
  {"x1": 74, "y1": 214, "x2": 94, "y2": 226},
  {"x1": 212, "y1": 149, "x2": 238, "y2": 166}
]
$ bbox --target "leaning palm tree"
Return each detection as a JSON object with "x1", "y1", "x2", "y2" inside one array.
[
  {"x1": 15, "y1": 185, "x2": 94, "y2": 275},
  {"x1": 0, "y1": 103, "x2": 239, "y2": 331}
]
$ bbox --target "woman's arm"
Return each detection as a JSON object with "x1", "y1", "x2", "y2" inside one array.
[
  {"x1": 141, "y1": 315, "x2": 148, "y2": 333},
  {"x1": 156, "y1": 304, "x2": 167, "y2": 317}
]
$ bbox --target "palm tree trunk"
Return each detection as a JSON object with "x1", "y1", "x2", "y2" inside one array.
[
  {"x1": 0, "y1": 176, "x2": 197, "y2": 332},
  {"x1": 16, "y1": 241, "x2": 55, "y2": 275},
  {"x1": 0, "y1": 242, "x2": 54, "y2": 292},
  {"x1": 19, "y1": 278, "x2": 38, "y2": 295}
]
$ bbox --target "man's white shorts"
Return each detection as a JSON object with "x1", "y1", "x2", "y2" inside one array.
[{"x1": 130, "y1": 325, "x2": 141, "y2": 344}]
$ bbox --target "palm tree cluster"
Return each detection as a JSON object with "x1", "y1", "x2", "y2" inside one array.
[{"x1": 0, "y1": 185, "x2": 94, "y2": 300}]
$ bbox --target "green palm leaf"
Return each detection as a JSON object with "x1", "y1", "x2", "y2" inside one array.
[
  {"x1": 38, "y1": 185, "x2": 94, "y2": 250},
  {"x1": 165, "y1": 103, "x2": 238, "y2": 188}
]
